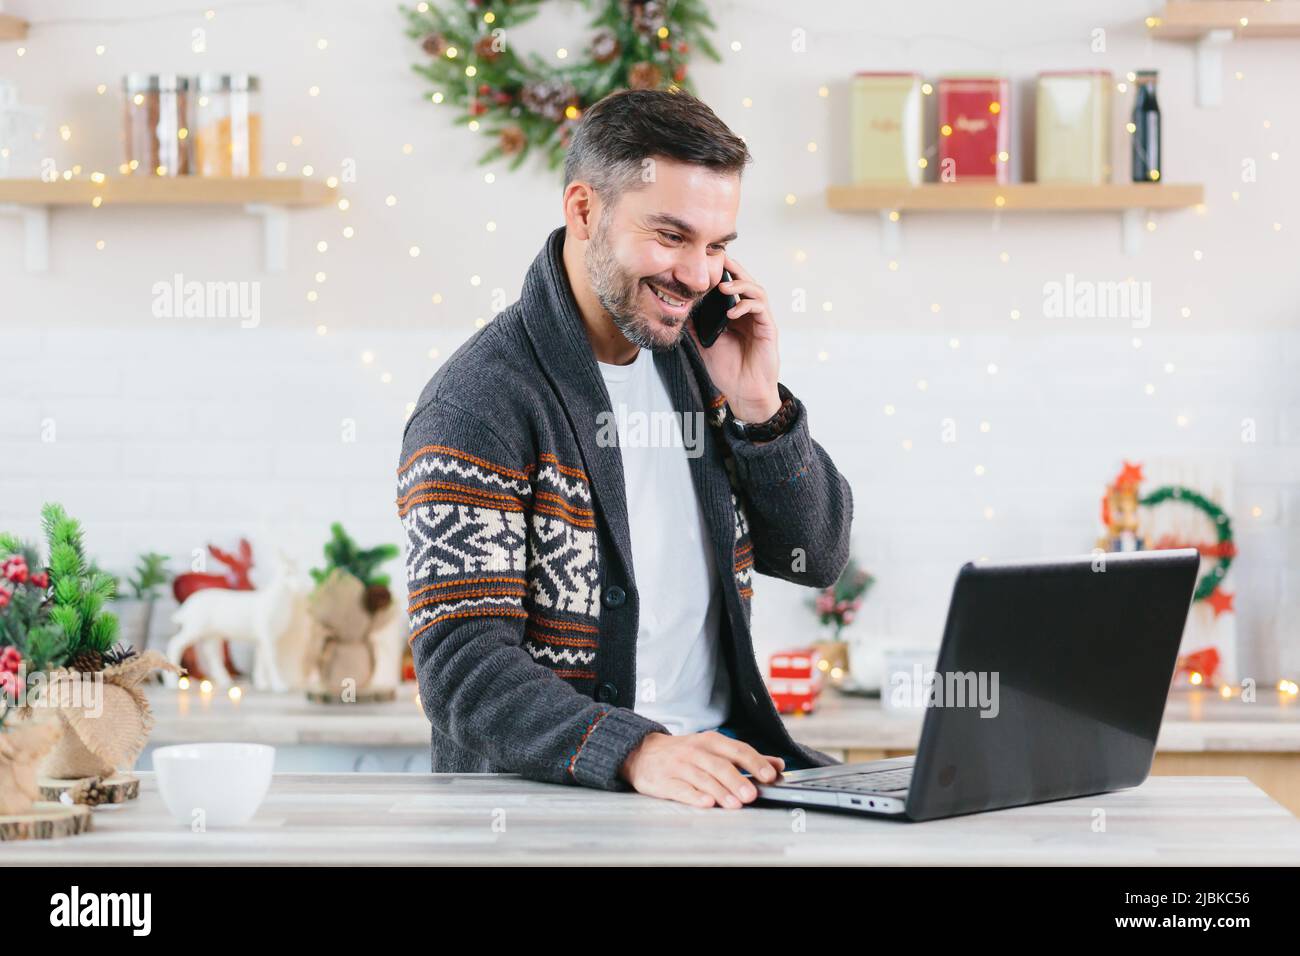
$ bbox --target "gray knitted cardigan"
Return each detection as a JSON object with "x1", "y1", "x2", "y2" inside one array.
[{"x1": 396, "y1": 225, "x2": 853, "y2": 791}]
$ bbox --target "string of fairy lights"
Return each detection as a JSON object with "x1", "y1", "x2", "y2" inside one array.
[{"x1": 6, "y1": 5, "x2": 1296, "y2": 698}]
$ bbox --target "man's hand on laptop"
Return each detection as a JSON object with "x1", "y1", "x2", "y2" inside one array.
[{"x1": 619, "y1": 731, "x2": 785, "y2": 808}]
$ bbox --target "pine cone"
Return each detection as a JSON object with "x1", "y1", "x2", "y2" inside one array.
[
  {"x1": 363, "y1": 583, "x2": 393, "y2": 615},
  {"x1": 78, "y1": 777, "x2": 108, "y2": 807},
  {"x1": 70, "y1": 649, "x2": 104, "y2": 673},
  {"x1": 421, "y1": 32, "x2": 448, "y2": 57},
  {"x1": 628, "y1": 62, "x2": 664, "y2": 91},
  {"x1": 499, "y1": 125, "x2": 526, "y2": 156},
  {"x1": 103, "y1": 642, "x2": 138, "y2": 667},
  {"x1": 474, "y1": 33, "x2": 501, "y2": 62},
  {"x1": 521, "y1": 79, "x2": 578, "y2": 123},
  {"x1": 590, "y1": 28, "x2": 620, "y2": 65},
  {"x1": 624, "y1": 0, "x2": 667, "y2": 38}
]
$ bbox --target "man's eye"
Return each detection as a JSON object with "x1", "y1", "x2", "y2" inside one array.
[
  {"x1": 659, "y1": 232, "x2": 683, "y2": 244},
  {"x1": 709, "y1": 244, "x2": 728, "y2": 253}
]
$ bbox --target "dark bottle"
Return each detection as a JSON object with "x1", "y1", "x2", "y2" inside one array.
[{"x1": 1132, "y1": 70, "x2": 1161, "y2": 183}]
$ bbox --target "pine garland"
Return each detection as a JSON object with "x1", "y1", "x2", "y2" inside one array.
[{"x1": 400, "y1": 0, "x2": 722, "y2": 170}]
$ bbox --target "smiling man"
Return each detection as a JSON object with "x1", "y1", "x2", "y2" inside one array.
[{"x1": 397, "y1": 89, "x2": 853, "y2": 810}]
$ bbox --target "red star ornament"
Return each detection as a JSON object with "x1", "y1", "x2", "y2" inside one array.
[{"x1": 1205, "y1": 588, "x2": 1235, "y2": 617}]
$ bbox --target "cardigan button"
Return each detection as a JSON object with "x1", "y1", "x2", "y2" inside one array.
[
  {"x1": 602, "y1": 585, "x2": 626, "y2": 608},
  {"x1": 596, "y1": 682, "x2": 619, "y2": 704}
]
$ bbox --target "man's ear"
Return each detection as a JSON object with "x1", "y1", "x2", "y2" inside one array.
[{"x1": 562, "y1": 181, "x2": 597, "y2": 240}]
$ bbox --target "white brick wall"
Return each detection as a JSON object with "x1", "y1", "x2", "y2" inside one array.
[{"x1": 1, "y1": 324, "x2": 1295, "y2": 681}]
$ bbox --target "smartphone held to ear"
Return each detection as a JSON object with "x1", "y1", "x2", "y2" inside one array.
[{"x1": 690, "y1": 269, "x2": 738, "y2": 348}]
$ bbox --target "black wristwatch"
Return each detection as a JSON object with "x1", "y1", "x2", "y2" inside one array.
[{"x1": 726, "y1": 383, "x2": 800, "y2": 442}]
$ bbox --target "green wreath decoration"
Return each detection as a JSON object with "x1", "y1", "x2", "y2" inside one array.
[
  {"x1": 1139, "y1": 485, "x2": 1235, "y2": 603},
  {"x1": 400, "y1": 0, "x2": 722, "y2": 170}
]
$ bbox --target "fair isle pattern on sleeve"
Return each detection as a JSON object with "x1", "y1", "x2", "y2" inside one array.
[
  {"x1": 398, "y1": 445, "x2": 532, "y2": 643},
  {"x1": 398, "y1": 443, "x2": 603, "y2": 689},
  {"x1": 524, "y1": 614, "x2": 598, "y2": 680},
  {"x1": 528, "y1": 453, "x2": 602, "y2": 619},
  {"x1": 731, "y1": 490, "x2": 754, "y2": 600}
]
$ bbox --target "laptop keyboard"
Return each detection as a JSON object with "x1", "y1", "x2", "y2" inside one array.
[{"x1": 794, "y1": 768, "x2": 913, "y2": 794}]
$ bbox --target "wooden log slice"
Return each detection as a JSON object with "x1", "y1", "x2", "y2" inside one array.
[
  {"x1": 0, "y1": 802, "x2": 93, "y2": 840},
  {"x1": 39, "y1": 773, "x2": 139, "y2": 806}
]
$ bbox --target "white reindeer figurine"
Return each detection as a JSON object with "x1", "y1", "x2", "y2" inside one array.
[{"x1": 165, "y1": 550, "x2": 304, "y2": 692}]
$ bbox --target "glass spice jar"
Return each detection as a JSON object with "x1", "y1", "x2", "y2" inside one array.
[
  {"x1": 193, "y1": 73, "x2": 262, "y2": 177},
  {"x1": 122, "y1": 73, "x2": 190, "y2": 176}
]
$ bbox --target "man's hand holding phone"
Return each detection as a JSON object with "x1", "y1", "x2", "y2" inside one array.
[
  {"x1": 689, "y1": 256, "x2": 783, "y2": 425},
  {"x1": 619, "y1": 730, "x2": 785, "y2": 808}
]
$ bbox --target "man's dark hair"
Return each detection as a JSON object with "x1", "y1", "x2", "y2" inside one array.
[{"x1": 562, "y1": 89, "x2": 751, "y2": 202}]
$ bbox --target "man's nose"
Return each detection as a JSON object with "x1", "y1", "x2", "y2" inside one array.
[{"x1": 675, "y1": 254, "x2": 712, "y2": 298}]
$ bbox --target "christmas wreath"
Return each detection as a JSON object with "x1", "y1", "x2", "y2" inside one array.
[
  {"x1": 1140, "y1": 484, "x2": 1236, "y2": 612},
  {"x1": 400, "y1": 0, "x2": 722, "y2": 170},
  {"x1": 1098, "y1": 463, "x2": 1237, "y2": 616}
]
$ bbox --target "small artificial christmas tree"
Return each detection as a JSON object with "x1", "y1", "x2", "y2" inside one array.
[
  {"x1": 306, "y1": 523, "x2": 403, "y2": 697},
  {"x1": 40, "y1": 503, "x2": 120, "y2": 673},
  {"x1": 310, "y1": 522, "x2": 399, "y2": 612},
  {"x1": 127, "y1": 552, "x2": 170, "y2": 601}
]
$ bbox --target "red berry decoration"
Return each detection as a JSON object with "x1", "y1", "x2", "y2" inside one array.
[{"x1": 2, "y1": 555, "x2": 28, "y2": 584}]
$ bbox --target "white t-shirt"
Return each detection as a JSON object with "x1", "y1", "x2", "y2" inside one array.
[{"x1": 597, "y1": 348, "x2": 730, "y2": 735}]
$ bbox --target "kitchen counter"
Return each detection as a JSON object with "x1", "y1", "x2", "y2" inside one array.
[
  {"x1": 144, "y1": 686, "x2": 1300, "y2": 753},
  {"x1": 142, "y1": 686, "x2": 1300, "y2": 815},
  {"x1": 148, "y1": 685, "x2": 430, "y2": 747},
  {"x1": 5, "y1": 772, "x2": 1299, "y2": 866},
  {"x1": 783, "y1": 687, "x2": 1300, "y2": 753}
]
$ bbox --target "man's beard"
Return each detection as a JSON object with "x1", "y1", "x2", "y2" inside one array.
[{"x1": 584, "y1": 215, "x2": 699, "y2": 353}]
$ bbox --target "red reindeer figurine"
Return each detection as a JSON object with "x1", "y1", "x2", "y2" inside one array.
[{"x1": 172, "y1": 539, "x2": 255, "y2": 679}]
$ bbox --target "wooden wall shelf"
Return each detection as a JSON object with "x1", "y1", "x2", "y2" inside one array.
[
  {"x1": 0, "y1": 177, "x2": 334, "y2": 206},
  {"x1": 825, "y1": 182, "x2": 1205, "y2": 255},
  {"x1": 1148, "y1": 1, "x2": 1300, "y2": 39},
  {"x1": 1148, "y1": 2, "x2": 1300, "y2": 106},
  {"x1": 826, "y1": 182, "x2": 1204, "y2": 212},
  {"x1": 0, "y1": 13, "x2": 28, "y2": 41},
  {"x1": 0, "y1": 177, "x2": 335, "y2": 272}
]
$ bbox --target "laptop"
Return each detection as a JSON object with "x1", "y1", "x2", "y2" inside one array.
[{"x1": 756, "y1": 548, "x2": 1201, "y2": 821}]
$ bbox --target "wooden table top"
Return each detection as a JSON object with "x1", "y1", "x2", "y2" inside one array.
[
  {"x1": 144, "y1": 686, "x2": 1300, "y2": 754},
  {"x1": 6, "y1": 773, "x2": 1299, "y2": 866}
]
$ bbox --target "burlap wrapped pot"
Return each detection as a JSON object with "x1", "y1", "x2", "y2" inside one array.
[{"x1": 38, "y1": 650, "x2": 178, "y2": 780}]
